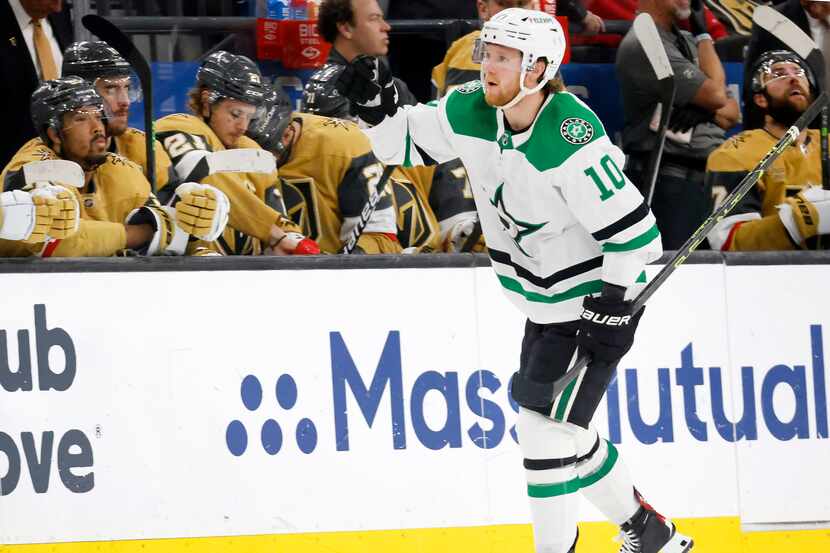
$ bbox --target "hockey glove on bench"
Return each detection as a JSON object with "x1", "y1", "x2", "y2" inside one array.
[
  {"x1": 577, "y1": 293, "x2": 644, "y2": 366},
  {"x1": 335, "y1": 55, "x2": 399, "y2": 126}
]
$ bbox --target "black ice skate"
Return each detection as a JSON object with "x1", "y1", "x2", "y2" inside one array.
[{"x1": 617, "y1": 491, "x2": 694, "y2": 553}]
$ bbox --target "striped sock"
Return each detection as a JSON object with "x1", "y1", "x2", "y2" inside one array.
[
  {"x1": 576, "y1": 429, "x2": 639, "y2": 525},
  {"x1": 518, "y1": 407, "x2": 580, "y2": 553}
]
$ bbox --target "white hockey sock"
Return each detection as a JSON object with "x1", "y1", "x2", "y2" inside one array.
[
  {"x1": 517, "y1": 407, "x2": 580, "y2": 553},
  {"x1": 575, "y1": 427, "x2": 639, "y2": 525}
]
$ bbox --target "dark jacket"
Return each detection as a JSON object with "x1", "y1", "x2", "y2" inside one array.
[
  {"x1": 743, "y1": 0, "x2": 813, "y2": 129},
  {"x1": 0, "y1": 2, "x2": 73, "y2": 169}
]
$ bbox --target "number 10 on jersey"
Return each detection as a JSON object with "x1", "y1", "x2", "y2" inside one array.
[{"x1": 585, "y1": 154, "x2": 626, "y2": 201}]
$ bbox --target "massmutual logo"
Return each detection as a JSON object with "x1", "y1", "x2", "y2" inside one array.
[
  {"x1": 224, "y1": 326, "x2": 830, "y2": 458},
  {"x1": 225, "y1": 373, "x2": 318, "y2": 456},
  {"x1": 560, "y1": 117, "x2": 593, "y2": 145}
]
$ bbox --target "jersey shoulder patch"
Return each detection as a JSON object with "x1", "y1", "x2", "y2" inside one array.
[
  {"x1": 517, "y1": 92, "x2": 606, "y2": 172},
  {"x1": 444, "y1": 81, "x2": 498, "y2": 141}
]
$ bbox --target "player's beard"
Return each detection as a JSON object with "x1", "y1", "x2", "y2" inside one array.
[
  {"x1": 764, "y1": 90, "x2": 810, "y2": 127},
  {"x1": 484, "y1": 77, "x2": 521, "y2": 108},
  {"x1": 106, "y1": 114, "x2": 129, "y2": 136},
  {"x1": 79, "y1": 134, "x2": 109, "y2": 170}
]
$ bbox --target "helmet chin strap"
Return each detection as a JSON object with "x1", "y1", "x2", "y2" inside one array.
[{"x1": 497, "y1": 76, "x2": 548, "y2": 111}]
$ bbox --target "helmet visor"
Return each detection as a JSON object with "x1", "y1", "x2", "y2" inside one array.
[
  {"x1": 474, "y1": 40, "x2": 523, "y2": 74},
  {"x1": 95, "y1": 75, "x2": 142, "y2": 104},
  {"x1": 60, "y1": 105, "x2": 106, "y2": 133},
  {"x1": 759, "y1": 61, "x2": 808, "y2": 89}
]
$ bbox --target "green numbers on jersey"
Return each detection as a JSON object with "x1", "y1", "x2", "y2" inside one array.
[{"x1": 584, "y1": 154, "x2": 625, "y2": 201}]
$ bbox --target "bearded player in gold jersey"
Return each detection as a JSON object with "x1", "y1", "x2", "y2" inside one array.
[
  {"x1": 61, "y1": 41, "x2": 175, "y2": 192},
  {"x1": 706, "y1": 50, "x2": 830, "y2": 251}
]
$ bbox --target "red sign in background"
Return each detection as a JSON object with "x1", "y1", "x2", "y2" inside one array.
[{"x1": 256, "y1": 19, "x2": 332, "y2": 69}]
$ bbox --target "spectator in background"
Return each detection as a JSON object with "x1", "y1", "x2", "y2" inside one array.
[
  {"x1": 707, "y1": 50, "x2": 830, "y2": 251},
  {"x1": 315, "y1": 0, "x2": 416, "y2": 108},
  {"x1": 431, "y1": 0, "x2": 533, "y2": 99},
  {"x1": 0, "y1": 0, "x2": 73, "y2": 169},
  {"x1": 744, "y1": 0, "x2": 830, "y2": 130},
  {"x1": 573, "y1": 0, "x2": 726, "y2": 48},
  {"x1": 387, "y1": 0, "x2": 605, "y2": 100},
  {"x1": 617, "y1": 0, "x2": 740, "y2": 250}
]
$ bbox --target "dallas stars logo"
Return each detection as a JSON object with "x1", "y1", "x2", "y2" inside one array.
[
  {"x1": 490, "y1": 183, "x2": 546, "y2": 257},
  {"x1": 560, "y1": 117, "x2": 593, "y2": 145}
]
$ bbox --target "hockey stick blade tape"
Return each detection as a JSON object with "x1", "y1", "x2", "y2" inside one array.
[
  {"x1": 633, "y1": 13, "x2": 673, "y2": 81},
  {"x1": 23, "y1": 160, "x2": 84, "y2": 188}
]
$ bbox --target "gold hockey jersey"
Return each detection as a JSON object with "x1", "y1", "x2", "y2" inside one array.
[
  {"x1": 278, "y1": 113, "x2": 400, "y2": 254},
  {"x1": 156, "y1": 113, "x2": 301, "y2": 255},
  {"x1": 391, "y1": 165, "x2": 442, "y2": 252},
  {"x1": 705, "y1": 129, "x2": 821, "y2": 250},
  {"x1": 112, "y1": 128, "x2": 174, "y2": 191},
  {"x1": 431, "y1": 31, "x2": 480, "y2": 99},
  {"x1": 1, "y1": 138, "x2": 159, "y2": 257}
]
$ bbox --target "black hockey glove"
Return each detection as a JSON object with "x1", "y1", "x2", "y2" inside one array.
[
  {"x1": 335, "y1": 55, "x2": 399, "y2": 126},
  {"x1": 668, "y1": 104, "x2": 713, "y2": 133},
  {"x1": 577, "y1": 294, "x2": 644, "y2": 366},
  {"x1": 688, "y1": 0, "x2": 708, "y2": 37}
]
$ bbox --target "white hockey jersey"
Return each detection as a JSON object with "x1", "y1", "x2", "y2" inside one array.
[{"x1": 364, "y1": 82, "x2": 662, "y2": 323}]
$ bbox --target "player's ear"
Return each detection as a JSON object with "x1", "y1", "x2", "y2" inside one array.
[
  {"x1": 753, "y1": 92, "x2": 768, "y2": 110},
  {"x1": 46, "y1": 126, "x2": 61, "y2": 150},
  {"x1": 200, "y1": 90, "x2": 212, "y2": 119}
]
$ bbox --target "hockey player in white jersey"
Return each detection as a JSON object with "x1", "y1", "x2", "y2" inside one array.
[{"x1": 336, "y1": 8, "x2": 693, "y2": 553}]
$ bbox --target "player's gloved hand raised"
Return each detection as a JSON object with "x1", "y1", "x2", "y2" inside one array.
[
  {"x1": 173, "y1": 182, "x2": 230, "y2": 241},
  {"x1": 688, "y1": 0, "x2": 708, "y2": 37},
  {"x1": 31, "y1": 183, "x2": 80, "y2": 239},
  {"x1": 577, "y1": 293, "x2": 644, "y2": 366},
  {"x1": 335, "y1": 55, "x2": 399, "y2": 126}
]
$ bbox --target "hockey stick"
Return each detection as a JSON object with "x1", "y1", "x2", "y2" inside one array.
[
  {"x1": 82, "y1": 14, "x2": 156, "y2": 193},
  {"x1": 753, "y1": 6, "x2": 829, "y2": 191},
  {"x1": 205, "y1": 149, "x2": 276, "y2": 175},
  {"x1": 460, "y1": 218, "x2": 482, "y2": 252},
  {"x1": 22, "y1": 160, "x2": 84, "y2": 188},
  {"x1": 632, "y1": 13, "x2": 676, "y2": 206},
  {"x1": 515, "y1": 91, "x2": 830, "y2": 407},
  {"x1": 341, "y1": 164, "x2": 397, "y2": 254}
]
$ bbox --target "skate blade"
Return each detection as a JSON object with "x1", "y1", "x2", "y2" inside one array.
[{"x1": 662, "y1": 529, "x2": 693, "y2": 553}]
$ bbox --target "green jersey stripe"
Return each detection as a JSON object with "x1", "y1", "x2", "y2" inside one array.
[
  {"x1": 498, "y1": 276, "x2": 603, "y2": 304},
  {"x1": 602, "y1": 224, "x2": 660, "y2": 253}
]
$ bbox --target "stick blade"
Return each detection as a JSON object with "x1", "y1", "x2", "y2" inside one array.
[
  {"x1": 633, "y1": 13, "x2": 673, "y2": 81},
  {"x1": 23, "y1": 160, "x2": 84, "y2": 188},
  {"x1": 206, "y1": 149, "x2": 277, "y2": 175},
  {"x1": 752, "y1": 6, "x2": 817, "y2": 60}
]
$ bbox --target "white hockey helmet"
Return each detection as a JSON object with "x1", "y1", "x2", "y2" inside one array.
[{"x1": 476, "y1": 8, "x2": 567, "y2": 108}]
